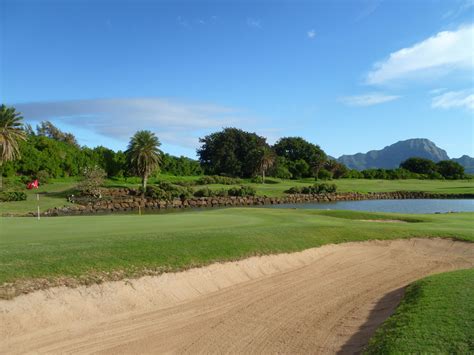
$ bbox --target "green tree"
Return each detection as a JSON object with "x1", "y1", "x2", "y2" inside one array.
[
  {"x1": 436, "y1": 160, "x2": 465, "y2": 180},
  {"x1": 198, "y1": 128, "x2": 268, "y2": 178},
  {"x1": 273, "y1": 137, "x2": 327, "y2": 178},
  {"x1": 37, "y1": 121, "x2": 79, "y2": 147},
  {"x1": 0, "y1": 105, "x2": 27, "y2": 165},
  {"x1": 126, "y1": 130, "x2": 162, "y2": 192},
  {"x1": 400, "y1": 157, "x2": 437, "y2": 175},
  {"x1": 0, "y1": 105, "x2": 27, "y2": 186},
  {"x1": 257, "y1": 147, "x2": 276, "y2": 183}
]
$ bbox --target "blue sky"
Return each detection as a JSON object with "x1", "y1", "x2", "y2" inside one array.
[{"x1": 2, "y1": 0, "x2": 473, "y2": 158}]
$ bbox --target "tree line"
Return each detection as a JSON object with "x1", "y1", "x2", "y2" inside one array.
[{"x1": 0, "y1": 105, "x2": 467, "y2": 193}]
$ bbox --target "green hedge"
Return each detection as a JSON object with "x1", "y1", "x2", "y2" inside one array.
[
  {"x1": 285, "y1": 183, "x2": 337, "y2": 194},
  {"x1": 0, "y1": 191, "x2": 27, "y2": 202}
]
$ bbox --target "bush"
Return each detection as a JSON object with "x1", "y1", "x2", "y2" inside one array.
[
  {"x1": 36, "y1": 170, "x2": 50, "y2": 184},
  {"x1": 77, "y1": 166, "x2": 106, "y2": 198},
  {"x1": 251, "y1": 176, "x2": 280, "y2": 184},
  {"x1": 197, "y1": 175, "x2": 242, "y2": 185},
  {"x1": 146, "y1": 181, "x2": 193, "y2": 200},
  {"x1": 0, "y1": 191, "x2": 27, "y2": 202},
  {"x1": 228, "y1": 185, "x2": 256, "y2": 197},
  {"x1": 317, "y1": 169, "x2": 332, "y2": 180},
  {"x1": 194, "y1": 187, "x2": 229, "y2": 198},
  {"x1": 286, "y1": 183, "x2": 337, "y2": 194}
]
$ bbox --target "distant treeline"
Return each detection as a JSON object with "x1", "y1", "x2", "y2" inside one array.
[{"x1": 1, "y1": 123, "x2": 467, "y2": 181}]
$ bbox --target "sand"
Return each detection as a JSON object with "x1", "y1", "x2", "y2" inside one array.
[{"x1": 1, "y1": 238, "x2": 473, "y2": 354}]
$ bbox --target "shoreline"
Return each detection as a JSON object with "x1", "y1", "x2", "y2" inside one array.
[{"x1": 22, "y1": 191, "x2": 474, "y2": 217}]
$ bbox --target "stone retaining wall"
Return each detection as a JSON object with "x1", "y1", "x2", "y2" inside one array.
[{"x1": 39, "y1": 191, "x2": 474, "y2": 217}]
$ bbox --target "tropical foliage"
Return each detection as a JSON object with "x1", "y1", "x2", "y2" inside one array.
[
  {"x1": 0, "y1": 105, "x2": 27, "y2": 165},
  {"x1": 125, "y1": 130, "x2": 162, "y2": 191}
]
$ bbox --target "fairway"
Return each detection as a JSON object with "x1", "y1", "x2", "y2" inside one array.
[{"x1": 1, "y1": 208, "x2": 473, "y2": 297}]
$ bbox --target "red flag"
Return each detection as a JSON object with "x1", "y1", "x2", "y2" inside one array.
[{"x1": 27, "y1": 180, "x2": 39, "y2": 190}]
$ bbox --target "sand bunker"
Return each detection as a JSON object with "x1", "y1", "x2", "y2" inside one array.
[{"x1": 1, "y1": 238, "x2": 473, "y2": 354}]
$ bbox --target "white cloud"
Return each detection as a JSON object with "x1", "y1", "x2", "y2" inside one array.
[
  {"x1": 443, "y1": 0, "x2": 474, "y2": 19},
  {"x1": 339, "y1": 93, "x2": 400, "y2": 106},
  {"x1": 366, "y1": 24, "x2": 474, "y2": 85},
  {"x1": 14, "y1": 98, "x2": 245, "y2": 149},
  {"x1": 247, "y1": 18, "x2": 261, "y2": 28},
  {"x1": 431, "y1": 89, "x2": 474, "y2": 111},
  {"x1": 307, "y1": 29, "x2": 316, "y2": 39}
]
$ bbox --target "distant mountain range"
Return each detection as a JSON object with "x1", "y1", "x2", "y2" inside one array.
[{"x1": 336, "y1": 138, "x2": 474, "y2": 173}]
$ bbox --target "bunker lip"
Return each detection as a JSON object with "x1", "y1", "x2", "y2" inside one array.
[{"x1": 1, "y1": 238, "x2": 473, "y2": 354}]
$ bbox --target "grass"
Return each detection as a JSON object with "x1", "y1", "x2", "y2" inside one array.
[
  {"x1": 365, "y1": 268, "x2": 474, "y2": 354},
  {"x1": 1, "y1": 208, "x2": 473, "y2": 287},
  {"x1": 1, "y1": 177, "x2": 473, "y2": 215}
]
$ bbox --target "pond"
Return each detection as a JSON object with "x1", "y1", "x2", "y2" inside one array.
[{"x1": 261, "y1": 199, "x2": 474, "y2": 214}]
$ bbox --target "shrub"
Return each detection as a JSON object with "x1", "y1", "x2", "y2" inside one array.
[
  {"x1": 251, "y1": 176, "x2": 280, "y2": 184},
  {"x1": 146, "y1": 181, "x2": 193, "y2": 200},
  {"x1": 194, "y1": 188, "x2": 230, "y2": 198},
  {"x1": 0, "y1": 191, "x2": 27, "y2": 202},
  {"x1": 285, "y1": 183, "x2": 337, "y2": 194},
  {"x1": 316, "y1": 169, "x2": 332, "y2": 180},
  {"x1": 197, "y1": 175, "x2": 242, "y2": 185},
  {"x1": 194, "y1": 187, "x2": 213, "y2": 198},
  {"x1": 36, "y1": 170, "x2": 50, "y2": 184},
  {"x1": 228, "y1": 185, "x2": 256, "y2": 197},
  {"x1": 77, "y1": 166, "x2": 106, "y2": 198}
]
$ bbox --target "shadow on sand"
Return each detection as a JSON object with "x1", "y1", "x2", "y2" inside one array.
[{"x1": 337, "y1": 287, "x2": 405, "y2": 355}]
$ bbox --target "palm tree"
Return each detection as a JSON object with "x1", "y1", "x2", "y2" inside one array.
[
  {"x1": 258, "y1": 147, "x2": 276, "y2": 184},
  {"x1": 0, "y1": 105, "x2": 26, "y2": 164},
  {"x1": 125, "y1": 130, "x2": 162, "y2": 193},
  {"x1": 0, "y1": 105, "x2": 27, "y2": 188}
]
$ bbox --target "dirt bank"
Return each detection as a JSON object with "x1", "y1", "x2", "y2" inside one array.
[{"x1": 1, "y1": 238, "x2": 473, "y2": 354}]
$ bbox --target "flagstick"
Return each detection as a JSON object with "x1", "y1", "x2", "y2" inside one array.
[{"x1": 37, "y1": 193, "x2": 40, "y2": 220}]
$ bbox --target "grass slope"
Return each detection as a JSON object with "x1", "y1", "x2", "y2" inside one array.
[
  {"x1": 1, "y1": 209, "x2": 473, "y2": 287},
  {"x1": 365, "y1": 268, "x2": 474, "y2": 354},
  {"x1": 1, "y1": 177, "x2": 473, "y2": 215}
]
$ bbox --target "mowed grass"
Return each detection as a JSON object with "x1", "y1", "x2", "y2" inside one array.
[
  {"x1": 1, "y1": 177, "x2": 473, "y2": 215},
  {"x1": 1, "y1": 208, "x2": 473, "y2": 285},
  {"x1": 365, "y1": 268, "x2": 474, "y2": 354}
]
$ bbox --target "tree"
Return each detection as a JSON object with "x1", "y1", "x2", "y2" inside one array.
[
  {"x1": 400, "y1": 157, "x2": 437, "y2": 175},
  {"x1": 273, "y1": 137, "x2": 327, "y2": 179},
  {"x1": 257, "y1": 147, "x2": 276, "y2": 183},
  {"x1": 77, "y1": 166, "x2": 106, "y2": 198},
  {"x1": 37, "y1": 121, "x2": 79, "y2": 147},
  {"x1": 0, "y1": 105, "x2": 27, "y2": 187},
  {"x1": 126, "y1": 130, "x2": 162, "y2": 192},
  {"x1": 0, "y1": 105, "x2": 27, "y2": 165},
  {"x1": 436, "y1": 160, "x2": 465, "y2": 180},
  {"x1": 323, "y1": 160, "x2": 348, "y2": 179},
  {"x1": 197, "y1": 128, "x2": 268, "y2": 178}
]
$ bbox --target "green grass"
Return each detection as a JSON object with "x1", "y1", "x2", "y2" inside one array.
[
  {"x1": 1, "y1": 208, "x2": 473, "y2": 287},
  {"x1": 0, "y1": 179, "x2": 77, "y2": 215},
  {"x1": 365, "y1": 268, "x2": 474, "y2": 354},
  {"x1": 1, "y1": 177, "x2": 473, "y2": 215}
]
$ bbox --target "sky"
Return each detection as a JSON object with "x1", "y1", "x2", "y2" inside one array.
[{"x1": 1, "y1": 0, "x2": 473, "y2": 159}]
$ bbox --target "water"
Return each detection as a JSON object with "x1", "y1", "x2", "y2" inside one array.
[{"x1": 261, "y1": 199, "x2": 474, "y2": 214}]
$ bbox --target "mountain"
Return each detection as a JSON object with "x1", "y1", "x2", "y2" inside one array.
[
  {"x1": 337, "y1": 138, "x2": 450, "y2": 170},
  {"x1": 452, "y1": 155, "x2": 474, "y2": 174}
]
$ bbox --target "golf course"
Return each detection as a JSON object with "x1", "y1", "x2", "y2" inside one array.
[
  {"x1": 1, "y1": 204, "x2": 474, "y2": 353},
  {"x1": 3, "y1": 0, "x2": 474, "y2": 352}
]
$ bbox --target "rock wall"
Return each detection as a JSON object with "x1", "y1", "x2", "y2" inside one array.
[{"x1": 39, "y1": 191, "x2": 474, "y2": 217}]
